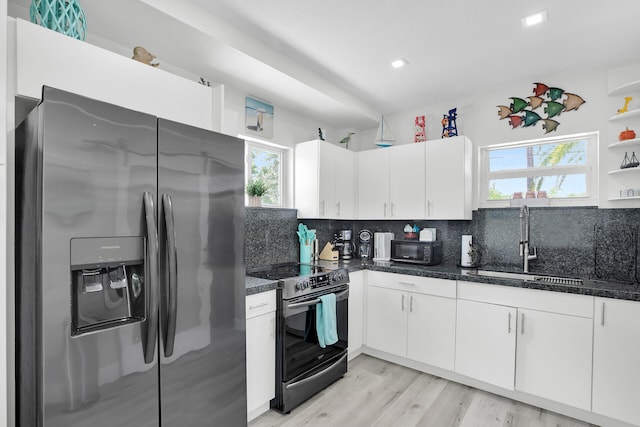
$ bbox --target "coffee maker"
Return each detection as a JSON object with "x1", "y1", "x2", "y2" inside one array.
[
  {"x1": 335, "y1": 229, "x2": 355, "y2": 260},
  {"x1": 358, "y1": 229, "x2": 373, "y2": 260}
]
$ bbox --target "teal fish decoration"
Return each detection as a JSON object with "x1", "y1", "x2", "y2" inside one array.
[
  {"x1": 497, "y1": 105, "x2": 512, "y2": 119},
  {"x1": 548, "y1": 87, "x2": 565, "y2": 101},
  {"x1": 542, "y1": 119, "x2": 560, "y2": 134},
  {"x1": 544, "y1": 101, "x2": 565, "y2": 118},
  {"x1": 523, "y1": 110, "x2": 542, "y2": 127},
  {"x1": 510, "y1": 97, "x2": 528, "y2": 114}
]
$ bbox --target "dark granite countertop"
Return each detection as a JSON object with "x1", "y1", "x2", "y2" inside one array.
[
  {"x1": 333, "y1": 259, "x2": 640, "y2": 302},
  {"x1": 245, "y1": 276, "x2": 278, "y2": 296},
  {"x1": 244, "y1": 259, "x2": 640, "y2": 301}
]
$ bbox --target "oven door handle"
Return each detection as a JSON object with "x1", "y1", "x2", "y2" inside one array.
[{"x1": 286, "y1": 289, "x2": 349, "y2": 309}]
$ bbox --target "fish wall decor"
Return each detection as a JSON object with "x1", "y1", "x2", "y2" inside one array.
[{"x1": 497, "y1": 83, "x2": 586, "y2": 134}]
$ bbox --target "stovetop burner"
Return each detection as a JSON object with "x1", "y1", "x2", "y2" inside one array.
[{"x1": 247, "y1": 262, "x2": 329, "y2": 281}]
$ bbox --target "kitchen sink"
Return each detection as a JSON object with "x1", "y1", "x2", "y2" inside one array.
[{"x1": 465, "y1": 269, "x2": 583, "y2": 286}]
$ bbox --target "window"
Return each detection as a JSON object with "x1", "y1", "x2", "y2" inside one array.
[
  {"x1": 480, "y1": 132, "x2": 598, "y2": 207},
  {"x1": 245, "y1": 140, "x2": 287, "y2": 207}
]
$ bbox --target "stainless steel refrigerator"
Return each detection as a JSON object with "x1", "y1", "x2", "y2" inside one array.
[{"x1": 15, "y1": 86, "x2": 247, "y2": 426}]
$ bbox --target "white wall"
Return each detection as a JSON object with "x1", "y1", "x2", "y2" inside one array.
[{"x1": 356, "y1": 64, "x2": 636, "y2": 209}]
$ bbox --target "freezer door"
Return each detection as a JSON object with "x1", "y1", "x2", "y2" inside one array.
[
  {"x1": 16, "y1": 87, "x2": 160, "y2": 427},
  {"x1": 158, "y1": 119, "x2": 247, "y2": 426}
]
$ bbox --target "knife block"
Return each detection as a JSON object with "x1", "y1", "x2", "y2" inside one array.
[{"x1": 319, "y1": 242, "x2": 339, "y2": 261}]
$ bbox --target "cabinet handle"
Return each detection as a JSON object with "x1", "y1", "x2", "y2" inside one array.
[
  {"x1": 390, "y1": 202, "x2": 395, "y2": 217},
  {"x1": 398, "y1": 281, "x2": 415, "y2": 287},
  {"x1": 384, "y1": 202, "x2": 388, "y2": 218},
  {"x1": 520, "y1": 312, "x2": 525, "y2": 334},
  {"x1": 249, "y1": 302, "x2": 269, "y2": 310},
  {"x1": 410, "y1": 295, "x2": 414, "y2": 313},
  {"x1": 320, "y1": 200, "x2": 325, "y2": 216},
  {"x1": 427, "y1": 200, "x2": 431, "y2": 217},
  {"x1": 401, "y1": 294, "x2": 405, "y2": 311},
  {"x1": 336, "y1": 201, "x2": 341, "y2": 216},
  {"x1": 508, "y1": 312, "x2": 512, "y2": 333},
  {"x1": 601, "y1": 302, "x2": 605, "y2": 326},
  {"x1": 270, "y1": 317, "x2": 275, "y2": 339}
]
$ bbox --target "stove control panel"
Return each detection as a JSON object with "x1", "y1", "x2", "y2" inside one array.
[{"x1": 294, "y1": 273, "x2": 329, "y2": 291}]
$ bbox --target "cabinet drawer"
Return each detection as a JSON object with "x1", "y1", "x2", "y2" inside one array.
[
  {"x1": 457, "y1": 281, "x2": 593, "y2": 318},
  {"x1": 246, "y1": 290, "x2": 276, "y2": 319},
  {"x1": 367, "y1": 271, "x2": 456, "y2": 298}
]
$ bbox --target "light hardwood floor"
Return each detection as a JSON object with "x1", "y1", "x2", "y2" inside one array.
[{"x1": 249, "y1": 354, "x2": 597, "y2": 427}]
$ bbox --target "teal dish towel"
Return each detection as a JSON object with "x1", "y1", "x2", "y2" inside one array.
[{"x1": 316, "y1": 293, "x2": 338, "y2": 348}]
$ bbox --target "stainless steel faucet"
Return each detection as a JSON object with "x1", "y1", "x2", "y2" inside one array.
[{"x1": 519, "y1": 205, "x2": 537, "y2": 272}]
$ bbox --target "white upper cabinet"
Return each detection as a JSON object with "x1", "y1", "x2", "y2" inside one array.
[
  {"x1": 358, "y1": 143, "x2": 425, "y2": 219},
  {"x1": 295, "y1": 140, "x2": 356, "y2": 218},
  {"x1": 14, "y1": 18, "x2": 214, "y2": 130},
  {"x1": 357, "y1": 137, "x2": 472, "y2": 220},
  {"x1": 389, "y1": 144, "x2": 426, "y2": 219},
  {"x1": 425, "y1": 136, "x2": 472, "y2": 220},
  {"x1": 357, "y1": 148, "x2": 390, "y2": 219}
]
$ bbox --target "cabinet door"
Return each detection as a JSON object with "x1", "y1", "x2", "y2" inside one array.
[
  {"x1": 593, "y1": 298, "x2": 640, "y2": 425},
  {"x1": 407, "y1": 293, "x2": 456, "y2": 370},
  {"x1": 246, "y1": 311, "x2": 275, "y2": 415},
  {"x1": 348, "y1": 271, "x2": 365, "y2": 359},
  {"x1": 357, "y1": 149, "x2": 389, "y2": 219},
  {"x1": 365, "y1": 285, "x2": 407, "y2": 357},
  {"x1": 455, "y1": 299, "x2": 516, "y2": 390},
  {"x1": 318, "y1": 142, "x2": 338, "y2": 217},
  {"x1": 425, "y1": 136, "x2": 471, "y2": 219},
  {"x1": 388, "y1": 143, "x2": 425, "y2": 218},
  {"x1": 294, "y1": 140, "x2": 322, "y2": 218},
  {"x1": 334, "y1": 147, "x2": 356, "y2": 218},
  {"x1": 515, "y1": 308, "x2": 592, "y2": 410}
]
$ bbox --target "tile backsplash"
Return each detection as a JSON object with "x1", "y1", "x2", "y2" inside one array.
[{"x1": 245, "y1": 206, "x2": 640, "y2": 282}]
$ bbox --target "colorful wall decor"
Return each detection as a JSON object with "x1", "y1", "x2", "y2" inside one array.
[
  {"x1": 414, "y1": 115, "x2": 426, "y2": 142},
  {"x1": 497, "y1": 83, "x2": 585, "y2": 134},
  {"x1": 245, "y1": 96, "x2": 274, "y2": 139},
  {"x1": 441, "y1": 108, "x2": 458, "y2": 138}
]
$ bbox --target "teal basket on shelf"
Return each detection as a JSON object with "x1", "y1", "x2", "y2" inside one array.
[{"x1": 30, "y1": 0, "x2": 86, "y2": 40}]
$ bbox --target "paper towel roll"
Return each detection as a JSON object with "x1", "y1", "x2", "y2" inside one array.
[{"x1": 461, "y1": 235, "x2": 473, "y2": 267}]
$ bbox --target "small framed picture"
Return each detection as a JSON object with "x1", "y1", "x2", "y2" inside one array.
[{"x1": 245, "y1": 96, "x2": 274, "y2": 139}]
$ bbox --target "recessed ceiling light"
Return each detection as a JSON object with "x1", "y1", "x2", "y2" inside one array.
[
  {"x1": 522, "y1": 10, "x2": 547, "y2": 27},
  {"x1": 391, "y1": 59, "x2": 407, "y2": 69}
]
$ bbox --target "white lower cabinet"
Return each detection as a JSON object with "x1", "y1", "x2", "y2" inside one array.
[
  {"x1": 347, "y1": 270, "x2": 365, "y2": 359},
  {"x1": 365, "y1": 271, "x2": 456, "y2": 370},
  {"x1": 455, "y1": 281, "x2": 593, "y2": 409},
  {"x1": 592, "y1": 297, "x2": 640, "y2": 426},
  {"x1": 515, "y1": 308, "x2": 592, "y2": 410},
  {"x1": 454, "y1": 299, "x2": 516, "y2": 389},
  {"x1": 245, "y1": 290, "x2": 276, "y2": 421},
  {"x1": 406, "y1": 292, "x2": 456, "y2": 370}
]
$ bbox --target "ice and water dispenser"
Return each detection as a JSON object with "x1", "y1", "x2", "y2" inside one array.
[{"x1": 71, "y1": 237, "x2": 146, "y2": 336}]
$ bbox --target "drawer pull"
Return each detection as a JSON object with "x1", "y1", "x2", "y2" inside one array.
[
  {"x1": 398, "y1": 281, "x2": 415, "y2": 286},
  {"x1": 249, "y1": 302, "x2": 269, "y2": 310}
]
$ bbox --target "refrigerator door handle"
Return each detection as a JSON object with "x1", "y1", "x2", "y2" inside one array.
[
  {"x1": 143, "y1": 192, "x2": 159, "y2": 364},
  {"x1": 162, "y1": 193, "x2": 178, "y2": 357}
]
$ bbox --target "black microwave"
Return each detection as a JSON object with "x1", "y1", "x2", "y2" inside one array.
[{"x1": 391, "y1": 240, "x2": 443, "y2": 265}]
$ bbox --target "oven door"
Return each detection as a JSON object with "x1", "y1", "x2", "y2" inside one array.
[{"x1": 281, "y1": 288, "x2": 348, "y2": 383}]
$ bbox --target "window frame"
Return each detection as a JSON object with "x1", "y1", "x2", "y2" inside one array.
[
  {"x1": 479, "y1": 131, "x2": 599, "y2": 208},
  {"x1": 244, "y1": 138, "x2": 289, "y2": 208}
]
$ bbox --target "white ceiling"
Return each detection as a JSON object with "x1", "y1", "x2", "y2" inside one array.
[{"x1": 9, "y1": 0, "x2": 640, "y2": 130}]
